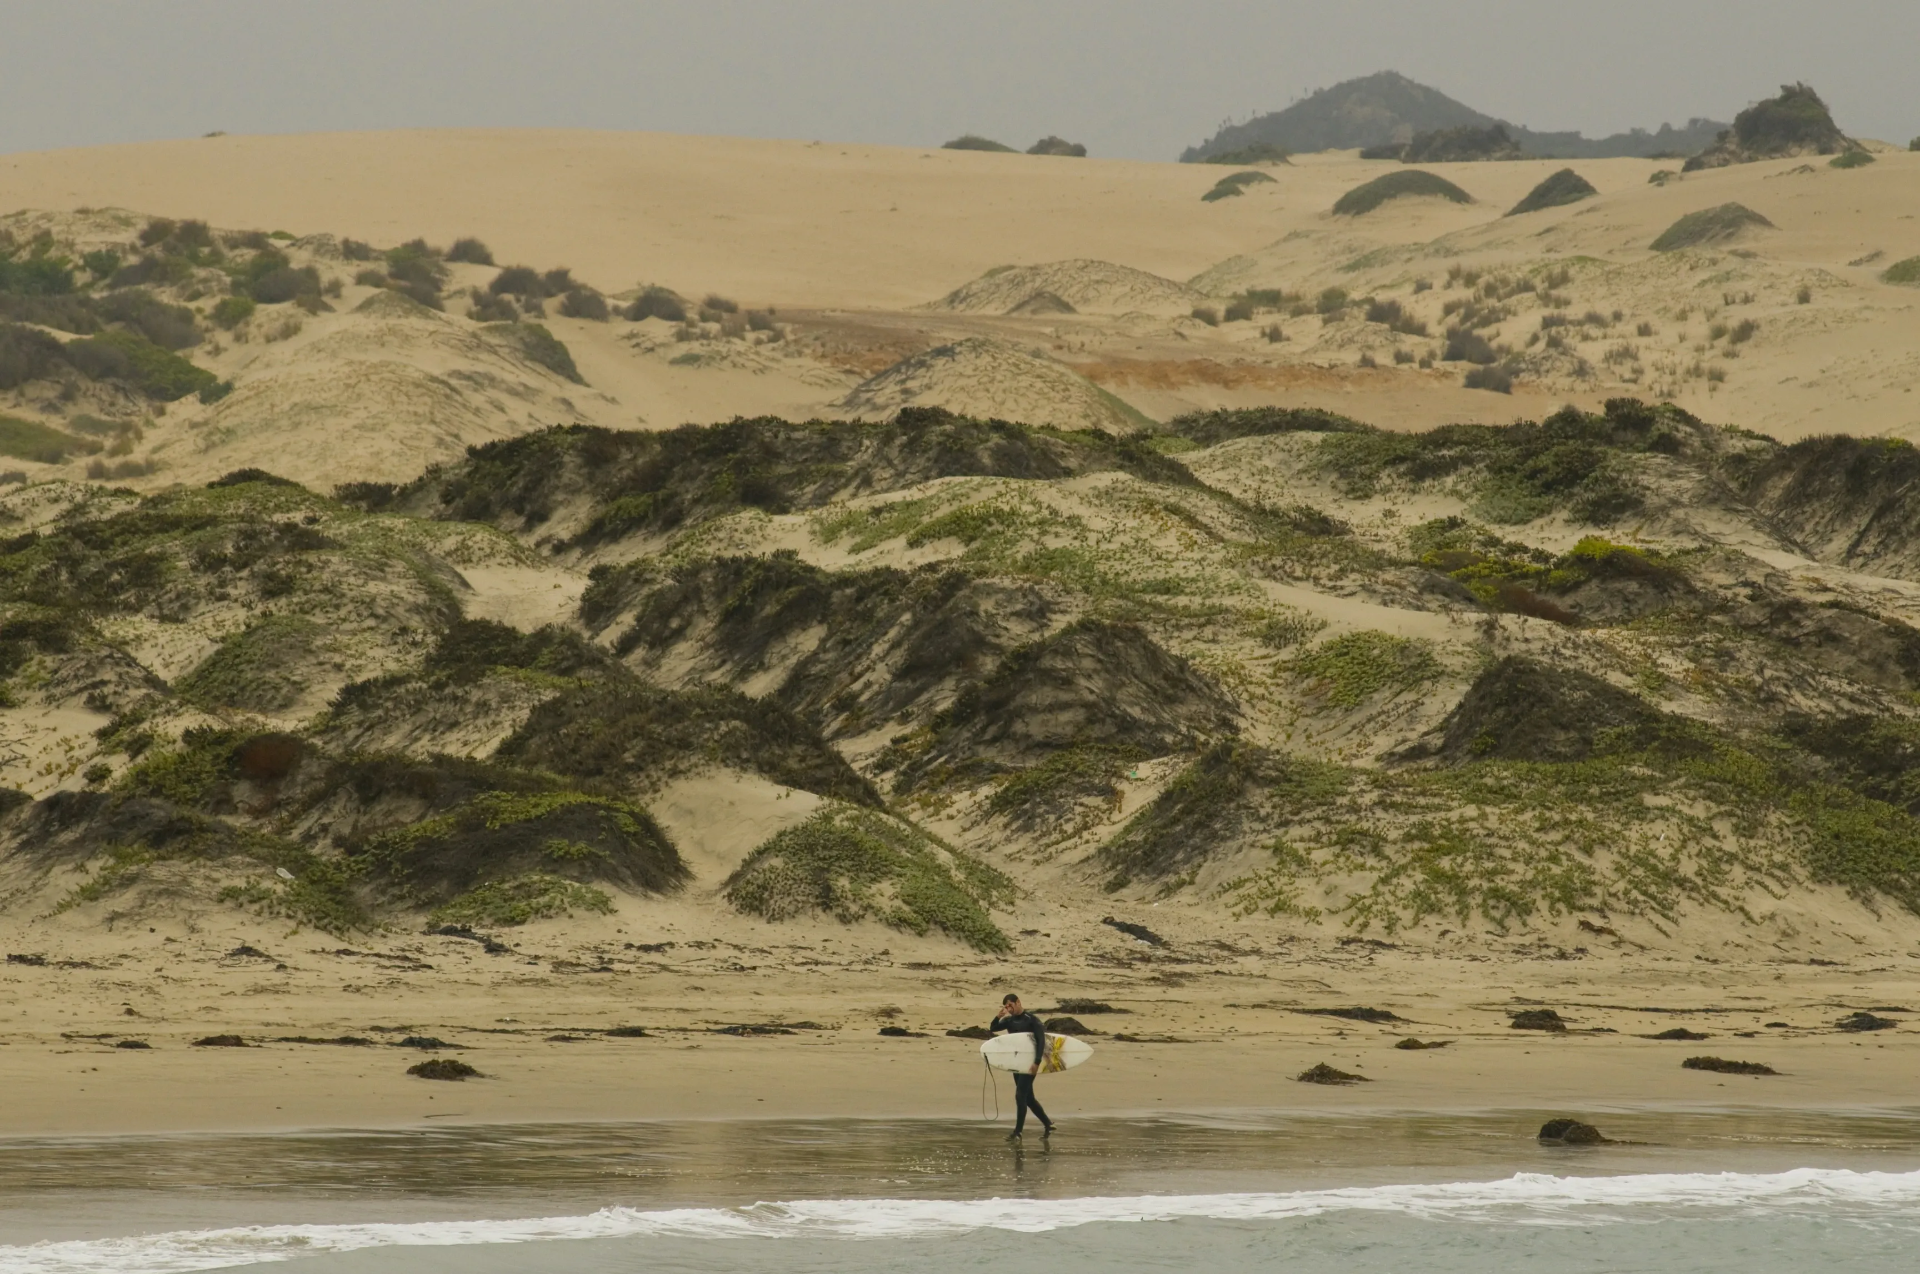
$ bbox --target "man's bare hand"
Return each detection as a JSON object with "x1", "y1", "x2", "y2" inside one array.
[{"x1": 1028, "y1": 1064, "x2": 1039, "y2": 1075}]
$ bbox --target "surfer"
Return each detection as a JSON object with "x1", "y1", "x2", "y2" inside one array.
[{"x1": 989, "y1": 993, "x2": 1054, "y2": 1141}]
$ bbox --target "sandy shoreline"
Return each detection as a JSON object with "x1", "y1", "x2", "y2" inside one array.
[{"x1": 5, "y1": 924, "x2": 1916, "y2": 1137}]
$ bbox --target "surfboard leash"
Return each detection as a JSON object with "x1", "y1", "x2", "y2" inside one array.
[{"x1": 981, "y1": 1055, "x2": 1000, "y2": 1122}]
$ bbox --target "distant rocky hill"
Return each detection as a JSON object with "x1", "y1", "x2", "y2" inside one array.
[
  {"x1": 1183, "y1": 70, "x2": 1725, "y2": 161},
  {"x1": 1684, "y1": 83, "x2": 1855, "y2": 170}
]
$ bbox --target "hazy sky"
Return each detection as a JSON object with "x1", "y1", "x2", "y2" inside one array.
[{"x1": 4, "y1": 1, "x2": 1916, "y2": 160}]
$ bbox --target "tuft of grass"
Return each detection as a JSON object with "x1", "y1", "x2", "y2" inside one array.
[
  {"x1": 429, "y1": 873, "x2": 612, "y2": 927},
  {"x1": 1829, "y1": 149, "x2": 1874, "y2": 169},
  {"x1": 445, "y1": 238, "x2": 494, "y2": 265},
  {"x1": 1332, "y1": 170, "x2": 1472, "y2": 217},
  {"x1": 725, "y1": 804, "x2": 1014, "y2": 952},
  {"x1": 480, "y1": 322, "x2": 583, "y2": 383},
  {"x1": 1291, "y1": 630, "x2": 1439, "y2": 707},
  {"x1": 1650, "y1": 204, "x2": 1774, "y2": 252},
  {"x1": 1506, "y1": 168, "x2": 1597, "y2": 217},
  {"x1": 0, "y1": 415, "x2": 99, "y2": 464},
  {"x1": 1880, "y1": 257, "x2": 1920, "y2": 286},
  {"x1": 1202, "y1": 170, "x2": 1276, "y2": 202}
]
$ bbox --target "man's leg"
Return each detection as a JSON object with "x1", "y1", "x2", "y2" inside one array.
[
  {"x1": 1027, "y1": 1083, "x2": 1052, "y2": 1133},
  {"x1": 1011, "y1": 1073, "x2": 1034, "y2": 1135}
]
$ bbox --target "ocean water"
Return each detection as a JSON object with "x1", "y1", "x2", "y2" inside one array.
[{"x1": 4, "y1": 1110, "x2": 1919, "y2": 1273}]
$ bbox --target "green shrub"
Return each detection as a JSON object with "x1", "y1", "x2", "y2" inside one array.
[
  {"x1": 1291, "y1": 631, "x2": 1439, "y2": 706},
  {"x1": 76, "y1": 330, "x2": 218, "y2": 400},
  {"x1": 1464, "y1": 364, "x2": 1514, "y2": 393},
  {"x1": 81, "y1": 249, "x2": 121, "y2": 279},
  {"x1": 1332, "y1": 170, "x2": 1472, "y2": 216},
  {"x1": 1650, "y1": 203, "x2": 1774, "y2": 251},
  {"x1": 489, "y1": 265, "x2": 542, "y2": 297},
  {"x1": 1830, "y1": 149, "x2": 1875, "y2": 169},
  {"x1": 251, "y1": 265, "x2": 320, "y2": 304},
  {"x1": 0, "y1": 323, "x2": 71, "y2": 390},
  {"x1": 1880, "y1": 257, "x2": 1920, "y2": 286},
  {"x1": 0, "y1": 254, "x2": 75, "y2": 297},
  {"x1": 623, "y1": 286, "x2": 687, "y2": 322},
  {"x1": 1202, "y1": 170, "x2": 1276, "y2": 202},
  {"x1": 1200, "y1": 143, "x2": 1290, "y2": 165},
  {"x1": 558, "y1": 288, "x2": 609, "y2": 321},
  {"x1": 725, "y1": 804, "x2": 1013, "y2": 952},
  {"x1": 0, "y1": 415, "x2": 99, "y2": 464},
  {"x1": 481, "y1": 322, "x2": 583, "y2": 383},
  {"x1": 98, "y1": 289, "x2": 200, "y2": 349},
  {"x1": 1026, "y1": 136, "x2": 1087, "y2": 157},
  {"x1": 445, "y1": 237, "x2": 494, "y2": 265},
  {"x1": 211, "y1": 295, "x2": 256, "y2": 329},
  {"x1": 1506, "y1": 168, "x2": 1597, "y2": 216},
  {"x1": 942, "y1": 135, "x2": 1016, "y2": 152},
  {"x1": 430, "y1": 873, "x2": 611, "y2": 927}
]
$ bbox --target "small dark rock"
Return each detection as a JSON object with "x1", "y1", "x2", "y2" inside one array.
[
  {"x1": 5, "y1": 953, "x2": 47, "y2": 966},
  {"x1": 1394, "y1": 1037, "x2": 1452, "y2": 1050},
  {"x1": 547, "y1": 1034, "x2": 587, "y2": 1042},
  {"x1": 1054, "y1": 999, "x2": 1128, "y2": 1015},
  {"x1": 1510, "y1": 1009, "x2": 1568, "y2": 1032},
  {"x1": 394, "y1": 1035, "x2": 457, "y2": 1050},
  {"x1": 408, "y1": 1058, "x2": 479, "y2": 1081},
  {"x1": 1043, "y1": 1017, "x2": 1095, "y2": 1034},
  {"x1": 878, "y1": 1026, "x2": 928, "y2": 1037},
  {"x1": 427, "y1": 924, "x2": 512, "y2": 955},
  {"x1": 1298, "y1": 1007, "x2": 1403, "y2": 1024},
  {"x1": 946, "y1": 1025, "x2": 992, "y2": 1039},
  {"x1": 1538, "y1": 1118, "x2": 1607, "y2": 1144},
  {"x1": 1296, "y1": 1062, "x2": 1370, "y2": 1085},
  {"x1": 1836, "y1": 1011, "x2": 1899, "y2": 1032},
  {"x1": 604, "y1": 1026, "x2": 651, "y2": 1038},
  {"x1": 713, "y1": 1024, "x2": 795, "y2": 1036},
  {"x1": 1765, "y1": 1021, "x2": 1790, "y2": 1028},
  {"x1": 1101, "y1": 916, "x2": 1165, "y2": 947},
  {"x1": 226, "y1": 945, "x2": 271, "y2": 959},
  {"x1": 114, "y1": 1039, "x2": 152, "y2": 1049},
  {"x1": 275, "y1": 1035, "x2": 374, "y2": 1046},
  {"x1": 1683, "y1": 1056, "x2": 1778, "y2": 1075},
  {"x1": 1644, "y1": 1028, "x2": 1711, "y2": 1041},
  {"x1": 192, "y1": 1034, "x2": 249, "y2": 1047}
]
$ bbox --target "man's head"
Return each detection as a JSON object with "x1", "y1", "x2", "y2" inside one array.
[{"x1": 1002, "y1": 993, "x2": 1022, "y2": 1014}]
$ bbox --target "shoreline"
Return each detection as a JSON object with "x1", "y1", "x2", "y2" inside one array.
[{"x1": 5, "y1": 1030, "x2": 1918, "y2": 1138}]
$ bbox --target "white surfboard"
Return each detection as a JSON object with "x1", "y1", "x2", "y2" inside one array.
[{"x1": 980, "y1": 1032, "x2": 1093, "y2": 1074}]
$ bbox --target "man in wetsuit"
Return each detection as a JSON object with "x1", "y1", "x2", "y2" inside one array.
[{"x1": 989, "y1": 992, "x2": 1054, "y2": 1141}]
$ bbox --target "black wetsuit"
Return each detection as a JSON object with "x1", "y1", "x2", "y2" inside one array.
[{"x1": 990, "y1": 1010, "x2": 1052, "y2": 1135}]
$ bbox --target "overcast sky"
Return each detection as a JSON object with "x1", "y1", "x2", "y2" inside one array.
[{"x1": 4, "y1": 1, "x2": 1916, "y2": 160}]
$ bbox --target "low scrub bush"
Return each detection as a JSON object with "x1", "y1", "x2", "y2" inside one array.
[
  {"x1": 211, "y1": 295, "x2": 256, "y2": 329},
  {"x1": 72, "y1": 330, "x2": 217, "y2": 400},
  {"x1": 0, "y1": 323, "x2": 70, "y2": 390},
  {"x1": 624, "y1": 286, "x2": 687, "y2": 322},
  {"x1": 490, "y1": 265, "x2": 542, "y2": 297},
  {"x1": 1190, "y1": 305, "x2": 1219, "y2": 326},
  {"x1": 1202, "y1": 170, "x2": 1275, "y2": 202},
  {"x1": 1026, "y1": 136, "x2": 1087, "y2": 156},
  {"x1": 724, "y1": 804, "x2": 1013, "y2": 952},
  {"x1": 1506, "y1": 168, "x2": 1597, "y2": 216},
  {"x1": 1464, "y1": 364, "x2": 1515, "y2": 393},
  {"x1": 942, "y1": 135, "x2": 1016, "y2": 152},
  {"x1": 98, "y1": 289, "x2": 200, "y2": 349},
  {"x1": 445, "y1": 237, "x2": 494, "y2": 265},
  {"x1": 1830, "y1": 149, "x2": 1874, "y2": 169},
  {"x1": 1650, "y1": 203, "x2": 1774, "y2": 252},
  {"x1": 482, "y1": 322, "x2": 583, "y2": 383},
  {"x1": 1443, "y1": 328, "x2": 1497, "y2": 364},
  {"x1": 1880, "y1": 257, "x2": 1920, "y2": 286},
  {"x1": 558, "y1": 288, "x2": 609, "y2": 321},
  {"x1": 0, "y1": 414, "x2": 98, "y2": 464},
  {"x1": 1332, "y1": 170, "x2": 1472, "y2": 216}
]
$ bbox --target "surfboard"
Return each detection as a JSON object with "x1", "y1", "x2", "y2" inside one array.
[{"x1": 980, "y1": 1032, "x2": 1093, "y2": 1074}]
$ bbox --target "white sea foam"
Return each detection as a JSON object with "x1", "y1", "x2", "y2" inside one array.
[{"x1": 7, "y1": 1168, "x2": 1920, "y2": 1274}]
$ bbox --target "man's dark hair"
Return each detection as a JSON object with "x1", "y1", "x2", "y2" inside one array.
[{"x1": 1002, "y1": 992, "x2": 1020, "y2": 1005}]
